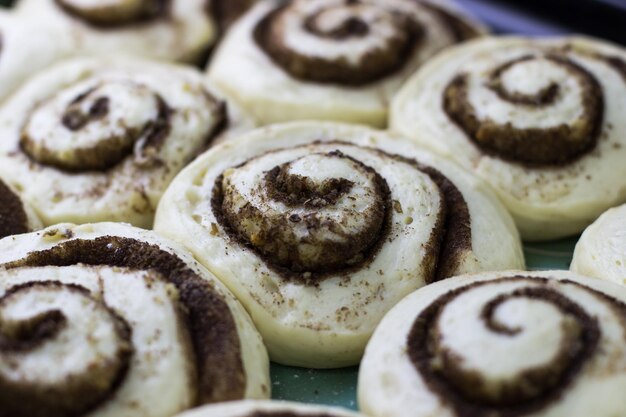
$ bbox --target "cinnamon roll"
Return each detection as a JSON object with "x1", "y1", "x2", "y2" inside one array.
[
  {"x1": 391, "y1": 36, "x2": 626, "y2": 241},
  {"x1": 0, "y1": 222, "x2": 270, "y2": 416},
  {"x1": 14, "y1": 0, "x2": 213, "y2": 63},
  {"x1": 154, "y1": 122, "x2": 524, "y2": 367},
  {"x1": 174, "y1": 400, "x2": 364, "y2": 417},
  {"x1": 359, "y1": 270, "x2": 626, "y2": 417},
  {"x1": 0, "y1": 57, "x2": 254, "y2": 228},
  {"x1": 571, "y1": 204, "x2": 626, "y2": 286},
  {"x1": 0, "y1": 178, "x2": 42, "y2": 239},
  {"x1": 207, "y1": 0, "x2": 485, "y2": 127},
  {"x1": 0, "y1": 10, "x2": 73, "y2": 102}
]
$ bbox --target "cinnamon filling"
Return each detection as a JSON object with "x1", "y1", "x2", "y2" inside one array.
[
  {"x1": 2, "y1": 236, "x2": 246, "y2": 404},
  {"x1": 0, "y1": 180, "x2": 29, "y2": 239},
  {"x1": 254, "y1": 0, "x2": 423, "y2": 86},
  {"x1": 443, "y1": 55, "x2": 604, "y2": 166},
  {"x1": 20, "y1": 81, "x2": 173, "y2": 173},
  {"x1": 0, "y1": 280, "x2": 133, "y2": 417},
  {"x1": 406, "y1": 276, "x2": 620, "y2": 417},
  {"x1": 211, "y1": 142, "x2": 472, "y2": 285}
]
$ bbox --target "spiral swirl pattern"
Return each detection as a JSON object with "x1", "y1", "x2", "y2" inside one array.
[
  {"x1": 359, "y1": 270, "x2": 626, "y2": 417},
  {"x1": 0, "y1": 222, "x2": 270, "y2": 416},
  {"x1": 208, "y1": 0, "x2": 484, "y2": 126},
  {"x1": 391, "y1": 37, "x2": 626, "y2": 240},
  {"x1": 21, "y1": 79, "x2": 173, "y2": 172},
  {"x1": 173, "y1": 400, "x2": 366, "y2": 417},
  {"x1": 254, "y1": 0, "x2": 483, "y2": 86},
  {"x1": 443, "y1": 54, "x2": 604, "y2": 166},
  {"x1": 55, "y1": 0, "x2": 166, "y2": 27},
  {"x1": 213, "y1": 142, "x2": 471, "y2": 284},
  {"x1": 0, "y1": 58, "x2": 251, "y2": 228},
  {"x1": 155, "y1": 122, "x2": 523, "y2": 367},
  {"x1": 0, "y1": 274, "x2": 133, "y2": 417}
]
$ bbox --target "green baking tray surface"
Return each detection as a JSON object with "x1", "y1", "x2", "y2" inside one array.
[{"x1": 270, "y1": 237, "x2": 578, "y2": 410}]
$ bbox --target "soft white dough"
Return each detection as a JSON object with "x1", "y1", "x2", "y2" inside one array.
[
  {"x1": 154, "y1": 121, "x2": 524, "y2": 368},
  {"x1": 571, "y1": 204, "x2": 626, "y2": 286},
  {"x1": 0, "y1": 265, "x2": 196, "y2": 417},
  {"x1": 207, "y1": 0, "x2": 485, "y2": 128},
  {"x1": 359, "y1": 270, "x2": 626, "y2": 417},
  {"x1": 15, "y1": 0, "x2": 215, "y2": 63},
  {"x1": 391, "y1": 36, "x2": 626, "y2": 241},
  {"x1": 174, "y1": 400, "x2": 365, "y2": 417},
  {"x1": 0, "y1": 57, "x2": 254, "y2": 228},
  {"x1": 0, "y1": 222, "x2": 271, "y2": 404},
  {"x1": 0, "y1": 10, "x2": 73, "y2": 103}
]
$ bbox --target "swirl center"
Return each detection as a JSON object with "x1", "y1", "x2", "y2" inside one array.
[
  {"x1": 0, "y1": 280, "x2": 133, "y2": 417},
  {"x1": 408, "y1": 277, "x2": 603, "y2": 416},
  {"x1": 217, "y1": 150, "x2": 390, "y2": 276},
  {"x1": 254, "y1": 0, "x2": 422, "y2": 85},
  {"x1": 21, "y1": 80, "x2": 170, "y2": 172},
  {"x1": 443, "y1": 54, "x2": 604, "y2": 166}
]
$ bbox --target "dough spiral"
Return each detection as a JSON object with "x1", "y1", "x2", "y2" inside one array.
[
  {"x1": 208, "y1": 0, "x2": 485, "y2": 127},
  {"x1": 391, "y1": 36, "x2": 626, "y2": 240},
  {"x1": 155, "y1": 122, "x2": 524, "y2": 367},
  {"x1": 0, "y1": 222, "x2": 270, "y2": 416},
  {"x1": 173, "y1": 400, "x2": 365, "y2": 417},
  {"x1": 359, "y1": 270, "x2": 626, "y2": 417},
  {"x1": 0, "y1": 178, "x2": 42, "y2": 239},
  {"x1": 0, "y1": 57, "x2": 254, "y2": 228},
  {"x1": 14, "y1": 0, "x2": 215, "y2": 63}
]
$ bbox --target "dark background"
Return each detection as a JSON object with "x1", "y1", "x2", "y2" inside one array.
[
  {"x1": 0, "y1": 0, "x2": 624, "y2": 44},
  {"x1": 458, "y1": 0, "x2": 626, "y2": 45}
]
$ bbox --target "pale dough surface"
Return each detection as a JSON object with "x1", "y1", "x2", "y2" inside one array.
[
  {"x1": 391, "y1": 36, "x2": 626, "y2": 240},
  {"x1": 359, "y1": 270, "x2": 626, "y2": 417},
  {"x1": 155, "y1": 121, "x2": 524, "y2": 367},
  {"x1": 208, "y1": 0, "x2": 484, "y2": 127},
  {"x1": 0, "y1": 57, "x2": 254, "y2": 228},
  {"x1": 0, "y1": 222, "x2": 271, "y2": 404}
]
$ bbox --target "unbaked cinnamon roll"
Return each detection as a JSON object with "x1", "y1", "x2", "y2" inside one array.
[
  {"x1": 14, "y1": 0, "x2": 214, "y2": 63},
  {"x1": 0, "y1": 222, "x2": 270, "y2": 416},
  {"x1": 154, "y1": 122, "x2": 524, "y2": 368},
  {"x1": 359, "y1": 270, "x2": 626, "y2": 417},
  {"x1": 571, "y1": 204, "x2": 626, "y2": 286},
  {"x1": 174, "y1": 400, "x2": 364, "y2": 417},
  {"x1": 0, "y1": 178, "x2": 41, "y2": 239},
  {"x1": 207, "y1": 0, "x2": 485, "y2": 127},
  {"x1": 0, "y1": 57, "x2": 254, "y2": 228},
  {"x1": 0, "y1": 10, "x2": 73, "y2": 102},
  {"x1": 391, "y1": 36, "x2": 626, "y2": 241}
]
